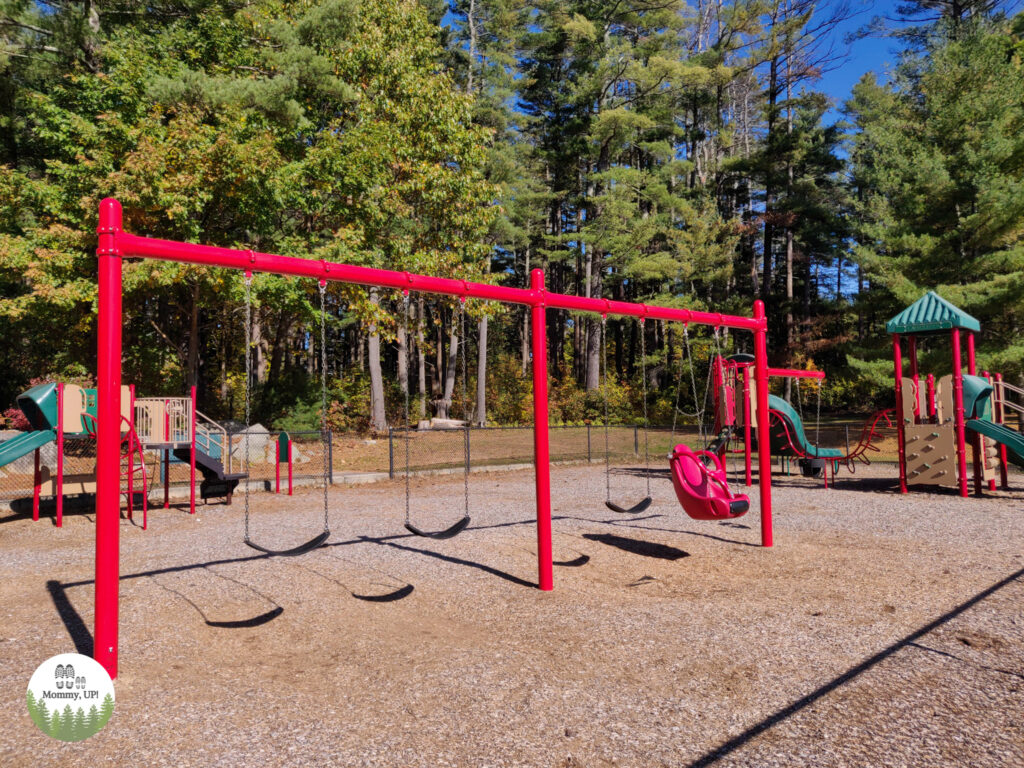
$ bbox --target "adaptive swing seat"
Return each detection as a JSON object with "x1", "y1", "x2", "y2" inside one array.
[{"x1": 669, "y1": 444, "x2": 750, "y2": 520}]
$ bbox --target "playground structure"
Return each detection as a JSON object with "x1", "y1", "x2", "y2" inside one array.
[
  {"x1": 91, "y1": 197, "x2": 777, "y2": 677},
  {"x1": 710, "y1": 355, "x2": 892, "y2": 487},
  {"x1": 889, "y1": 292, "x2": 1022, "y2": 497},
  {"x1": 0, "y1": 381, "x2": 245, "y2": 527}
]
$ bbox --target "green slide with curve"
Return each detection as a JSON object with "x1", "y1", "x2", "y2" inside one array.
[
  {"x1": 767, "y1": 394, "x2": 845, "y2": 460},
  {"x1": 0, "y1": 429, "x2": 56, "y2": 469},
  {"x1": 965, "y1": 419, "x2": 1024, "y2": 469}
]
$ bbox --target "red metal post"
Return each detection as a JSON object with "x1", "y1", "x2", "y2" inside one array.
[
  {"x1": 95, "y1": 197, "x2": 123, "y2": 679},
  {"x1": 287, "y1": 440, "x2": 293, "y2": 496},
  {"x1": 275, "y1": 437, "x2": 280, "y2": 494},
  {"x1": 966, "y1": 334, "x2": 984, "y2": 495},
  {"x1": 893, "y1": 334, "x2": 908, "y2": 494},
  {"x1": 56, "y1": 382, "x2": 64, "y2": 527},
  {"x1": 753, "y1": 300, "x2": 773, "y2": 547},
  {"x1": 926, "y1": 374, "x2": 936, "y2": 421},
  {"x1": 982, "y1": 370, "x2": 997, "y2": 492},
  {"x1": 995, "y1": 373, "x2": 1009, "y2": 489},
  {"x1": 742, "y1": 366, "x2": 752, "y2": 487},
  {"x1": 951, "y1": 329, "x2": 969, "y2": 498},
  {"x1": 189, "y1": 385, "x2": 197, "y2": 514},
  {"x1": 531, "y1": 269, "x2": 553, "y2": 591},
  {"x1": 909, "y1": 336, "x2": 920, "y2": 420},
  {"x1": 32, "y1": 448, "x2": 40, "y2": 521}
]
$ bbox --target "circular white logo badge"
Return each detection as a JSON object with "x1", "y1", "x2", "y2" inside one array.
[{"x1": 26, "y1": 653, "x2": 115, "y2": 741}]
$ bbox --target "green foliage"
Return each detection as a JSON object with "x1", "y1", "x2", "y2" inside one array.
[{"x1": 848, "y1": 16, "x2": 1024, "y2": 383}]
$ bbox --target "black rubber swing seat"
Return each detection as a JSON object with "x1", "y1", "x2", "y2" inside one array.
[
  {"x1": 205, "y1": 607, "x2": 284, "y2": 629},
  {"x1": 244, "y1": 530, "x2": 330, "y2": 557},
  {"x1": 403, "y1": 515, "x2": 471, "y2": 540},
  {"x1": 605, "y1": 497, "x2": 653, "y2": 515}
]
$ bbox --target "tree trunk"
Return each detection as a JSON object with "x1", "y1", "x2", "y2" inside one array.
[
  {"x1": 585, "y1": 251, "x2": 602, "y2": 391},
  {"x1": 438, "y1": 317, "x2": 459, "y2": 420},
  {"x1": 397, "y1": 320, "x2": 408, "y2": 398},
  {"x1": 367, "y1": 289, "x2": 387, "y2": 432},
  {"x1": 521, "y1": 247, "x2": 530, "y2": 374},
  {"x1": 476, "y1": 315, "x2": 487, "y2": 426},
  {"x1": 416, "y1": 296, "x2": 427, "y2": 419},
  {"x1": 186, "y1": 280, "x2": 200, "y2": 389}
]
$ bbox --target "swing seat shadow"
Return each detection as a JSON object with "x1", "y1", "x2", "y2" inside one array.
[{"x1": 581, "y1": 533, "x2": 690, "y2": 561}]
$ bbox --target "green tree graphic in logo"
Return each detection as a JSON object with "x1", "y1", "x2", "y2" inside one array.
[{"x1": 26, "y1": 654, "x2": 115, "y2": 741}]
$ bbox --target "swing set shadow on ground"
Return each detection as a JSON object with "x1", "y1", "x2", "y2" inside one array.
[
  {"x1": 43, "y1": 537, "x2": 1024, "y2": 765},
  {"x1": 42, "y1": 510, "x2": 738, "y2": 657}
]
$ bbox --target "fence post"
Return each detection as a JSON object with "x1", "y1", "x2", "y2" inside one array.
[
  {"x1": 388, "y1": 427, "x2": 394, "y2": 480},
  {"x1": 327, "y1": 429, "x2": 334, "y2": 485}
]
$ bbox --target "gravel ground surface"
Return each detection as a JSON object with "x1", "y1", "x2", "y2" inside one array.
[{"x1": 0, "y1": 461, "x2": 1022, "y2": 767}]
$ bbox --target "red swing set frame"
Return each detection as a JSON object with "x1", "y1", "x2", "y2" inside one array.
[{"x1": 93, "y1": 198, "x2": 775, "y2": 678}]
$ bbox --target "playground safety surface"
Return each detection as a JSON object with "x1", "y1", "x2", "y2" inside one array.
[{"x1": 0, "y1": 462, "x2": 1022, "y2": 767}]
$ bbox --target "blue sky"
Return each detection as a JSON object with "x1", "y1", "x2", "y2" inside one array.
[{"x1": 819, "y1": 0, "x2": 903, "y2": 122}]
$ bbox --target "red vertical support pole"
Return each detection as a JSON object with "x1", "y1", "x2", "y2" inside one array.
[
  {"x1": 287, "y1": 440, "x2": 293, "y2": 496},
  {"x1": 995, "y1": 373, "x2": 1009, "y2": 489},
  {"x1": 275, "y1": 438, "x2": 280, "y2": 494},
  {"x1": 926, "y1": 374, "x2": 936, "y2": 421},
  {"x1": 530, "y1": 269, "x2": 553, "y2": 591},
  {"x1": 982, "y1": 370, "x2": 997, "y2": 492},
  {"x1": 742, "y1": 366, "x2": 752, "y2": 487},
  {"x1": 189, "y1": 385, "x2": 197, "y2": 514},
  {"x1": 127, "y1": 384, "x2": 134, "y2": 519},
  {"x1": 56, "y1": 382, "x2": 64, "y2": 527},
  {"x1": 32, "y1": 448, "x2": 41, "y2": 521},
  {"x1": 908, "y1": 336, "x2": 920, "y2": 420},
  {"x1": 951, "y1": 329, "x2": 969, "y2": 498},
  {"x1": 967, "y1": 333, "x2": 983, "y2": 495},
  {"x1": 893, "y1": 334, "x2": 908, "y2": 494},
  {"x1": 752, "y1": 300, "x2": 773, "y2": 548},
  {"x1": 95, "y1": 197, "x2": 123, "y2": 679}
]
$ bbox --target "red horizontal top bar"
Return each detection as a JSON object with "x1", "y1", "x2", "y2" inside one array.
[
  {"x1": 767, "y1": 367, "x2": 826, "y2": 380},
  {"x1": 112, "y1": 228, "x2": 764, "y2": 332}
]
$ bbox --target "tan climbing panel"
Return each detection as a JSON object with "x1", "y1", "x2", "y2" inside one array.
[{"x1": 904, "y1": 424, "x2": 957, "y2": 487}]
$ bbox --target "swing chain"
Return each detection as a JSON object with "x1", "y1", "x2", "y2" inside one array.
[
  {"x1": 602, "y1": 316, "x2": 611, "y2": 504},
  {"x1": 458, "y1": 300, "x2": 469, "y2": 518},
  {"x1": 639, "y1": 318, "x2": 650, "y2": 496},
  {"x1": 243, "y1": 272, "x2": 253, "y2": 544},
  {"x1": 318, "y1": 280, "x2": 329, "y2": 535},
  {"x1": 403, "y1": 292, "x2": 412, "y2": 527}
]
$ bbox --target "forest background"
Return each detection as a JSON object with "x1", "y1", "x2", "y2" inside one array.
[{"x1": 1, "y1": 0, "x2": 1022, "y2": 433}]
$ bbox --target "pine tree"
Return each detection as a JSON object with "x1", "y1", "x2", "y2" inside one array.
[
  {"x1": 86, "y1": 704, "x2": 99, "y2": 737},
  {"x1": 98, "y1": 693, "x2": 115, "y2": 729},
  {"x1": 58, "y1": 704, "x2": 75, "y2": 740},
  {"x1": 47, "y1": 708, "x2": 60, "y2": 738},
  {"x1": 72, "y1": 707, "x2": 87, "y2": 741}
]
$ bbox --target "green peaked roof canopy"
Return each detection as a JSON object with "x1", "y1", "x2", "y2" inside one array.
[{"x1": 886, "y1": 291, "x2": 981, "y2": 335}]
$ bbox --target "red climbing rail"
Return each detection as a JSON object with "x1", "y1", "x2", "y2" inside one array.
[{"x1": 94, "y1": 197, "x2": 774, "y2": 678}]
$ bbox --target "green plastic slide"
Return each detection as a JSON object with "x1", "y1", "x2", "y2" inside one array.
[
  {"x1": 0, "y1": 429, "x2": 56, "y2": 469},
  {"x1": 965, "y1": 419, "x2": 1024, "y2": 469},
  {"x1": 767, "y1": 395, "x2": 845, "y2": 459}
]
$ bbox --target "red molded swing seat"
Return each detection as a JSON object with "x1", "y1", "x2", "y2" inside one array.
[{"x1": 669, "y1": 444, "x2": 750, "y2": 521}]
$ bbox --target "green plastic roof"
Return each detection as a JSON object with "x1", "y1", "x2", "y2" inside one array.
[{"x1": 886, "y1": 291, "x2": 981, "y2": 335}]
